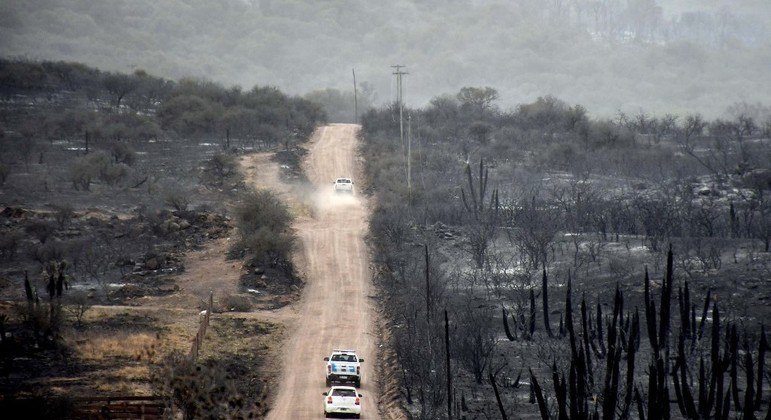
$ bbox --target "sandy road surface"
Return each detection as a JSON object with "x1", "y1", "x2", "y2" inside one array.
[{"x1": 266, "y1": 124, "x2": 379, "y2": 419}]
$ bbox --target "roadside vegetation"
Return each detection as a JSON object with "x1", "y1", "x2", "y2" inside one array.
[
  {"x1": 0, "y1": 58, "x2": 321, "y2": 415},
  {"x1": 361, "y1": 88, "x2": 771, "y2": 418}
]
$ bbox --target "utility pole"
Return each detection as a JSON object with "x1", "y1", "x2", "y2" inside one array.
[
  {"x1": 407, "y1": 113, "x2": 412, "y2": 200},
  {"x1": 391, "y1": 65, "x2": 409, "y2": 192},
  {"x1": 352, "y1": 68, "x2": 358, "y2": 124}
]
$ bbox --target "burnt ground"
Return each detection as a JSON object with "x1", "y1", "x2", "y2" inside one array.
[
  {"x1": 413, "y1": 219, "x2": 771, "y2": 419},
  {"x1": 0, "y1": 127, "x2": 309, "y2": 416}
]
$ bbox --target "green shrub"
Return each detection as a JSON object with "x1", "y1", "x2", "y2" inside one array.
[
  {"x1": 202, "y1": 153, "x2": 240, "y2": 187},
  {"x1": 107, "y1": 141, "x2": 136, "y2": 165},
  {"x1": 99, "y1": 162, "x2": 129, "y2": 186},
  {"x1": 70, "y1": 151, "x2": 109, "y2": 190},
  {"x1": 233, "y1": 189, "x2": 295, "y2": 268}
]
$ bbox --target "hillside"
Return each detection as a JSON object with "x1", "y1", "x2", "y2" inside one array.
[
  {"x1": 360, "y1": 85, "x2": 771, "y2": 418},
  {"x1": 0, "y1": 60, "x2": 323, "y2": 417},
  {"x1": 1, "y1": 0, "x2": 770, "y2": 117}
]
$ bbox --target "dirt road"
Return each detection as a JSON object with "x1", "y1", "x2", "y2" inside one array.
[{"x1": 266, "y1": 124, "x2": 379, "y2": 419}]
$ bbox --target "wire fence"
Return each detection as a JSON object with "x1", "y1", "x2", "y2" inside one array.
[{"x1": 69, "y1": 396, "x2": 168, "y2": 419}]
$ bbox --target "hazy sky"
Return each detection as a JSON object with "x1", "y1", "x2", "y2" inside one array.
[{"x1": 1, "y1": 0, "x2": 769, "y2": 118}]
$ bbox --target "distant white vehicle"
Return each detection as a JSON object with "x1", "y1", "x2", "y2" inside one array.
[
  {"x1": 324, "y1": 349, "x2": 363, "y2": 387},
  {"x1": 333, "y1": 177, "x2": 354, "y2": 194},
  {"x1": 323, "y1": 386, "x2": 362, "y2": 418}
]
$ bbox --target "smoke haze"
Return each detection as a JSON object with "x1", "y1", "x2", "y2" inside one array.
[{"x1": 1, "y1": 0, "x2": 769, "y2": 117}]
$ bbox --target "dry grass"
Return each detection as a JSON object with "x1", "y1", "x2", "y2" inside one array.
[
  {"x1": 111, "y1": 365, "x2": 151, "y2": 381},
  {"x1": 69, "y1": 332, "x2": 161, "y2": 362}
]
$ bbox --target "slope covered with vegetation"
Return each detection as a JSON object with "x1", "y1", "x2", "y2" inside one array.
[
  {"x1": 0, "y1": 59, "x2": 323, "y2": 416},
  {"x1": 361, "y1": 88, "x2": 770, "y2": 418},
  {"x1": 2, "y1": 0, "x2": 769, "y2": 117}
]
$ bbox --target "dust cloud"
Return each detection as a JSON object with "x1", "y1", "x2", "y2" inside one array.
[{"x1": 310, "y1": 189, "x2": 361, "y2": 214}]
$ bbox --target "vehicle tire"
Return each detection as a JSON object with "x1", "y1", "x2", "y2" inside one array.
[
  {"x1": 355, "y1": 379, "x2": 361, "y2": 388},
  {"x1": 354, "y1": 415, "x2": 360, "y2": 419},
  {"x1": 326, "y1": 377, "x2": 331, "y2": 387}
]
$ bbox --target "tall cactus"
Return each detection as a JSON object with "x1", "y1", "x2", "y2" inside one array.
[
  {"x1": 460, "y1": 158, "x2": 499, "y2": 267},
  {"x1": 542, "y1": 267, "x2": 553, "y2": 337},
  {"x1": 580, "y1": 295, "x2": 594, "y2": 386},
  {"x1": 596, "y1": 297, "x2": 607, "y2": 357},
  {"x1": 672, "y1": 331, "x2": 698, "y2": 418},
  {"x1": 697, "y1": 288, "x2": 711, "y2": 341},
  {"x1": 644, "y1": 267, "x2": 659, "y2": 354},
  {"x1": 756, "y1": 325, "x2": 767, "y2": 411},
  {"x1": 23, "y1": 270, "x2": 33, "y2": 302},
  {"x1": 552, "y1": 362, "x2": 569, "y2": 420},
  {"x1": 530, "y1": 368, "x2": 550, "y2": 420},
  {"x1": 645, "y1": 357, "x2": 669, "y2": 420},
  {"x1": 565, "y1": 273, "x2": 578, "y2": 361},
  {"x1": 601, "y1": 285, "x2": 623, "y2": 420},
  {"x1": 460, "y1": 157, "x2": 499, "y2": 221},
  {"x1": 620, "y1": 309, "x2": 639, "y2": 418},
  {"x1": 742, "y1": 337, "x2": 755, "y2": 420},
  {"x1": 569, "y1": 348, "x2": 589, "y2": 419},
  {"x1": 529, "y1": 288, "x2": 537, "y2": 338},
  {"x1": 729, "y1": 323, "x2": 741, "y2": 412},
  {"x1": 502, "y1": 307, "x2": 517, "y2": 341},
  {"x1": 659, "y1": 244, "x2": 674, "y2": 362}
]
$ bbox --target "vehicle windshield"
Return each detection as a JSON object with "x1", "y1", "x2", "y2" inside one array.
[
  {"x1": 333, "y1": 389, "x2": 357, "y2": 397},
  {"x1": 331, "y1": 354, "x2": 356, "y2": 362}
]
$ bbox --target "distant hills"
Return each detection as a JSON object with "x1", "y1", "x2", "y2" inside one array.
[{"x1": 1, "y1": 0, "x2": 770, "y2": 118}]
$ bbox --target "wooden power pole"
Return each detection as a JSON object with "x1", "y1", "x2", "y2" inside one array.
[
  {"x1": 391, "y1": 65, "x2": 409, "y2": 194},
  {"x1": 352, "y1": 68, "x2": 358, "y2": 124}
]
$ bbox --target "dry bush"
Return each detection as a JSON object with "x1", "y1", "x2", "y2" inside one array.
[
  {"x1": 220, "y1": 293, "x2": 253, "y2": 312},
  {"x1": 0, "y1": 231, "x2": 21, "y2": 261},
  {"x1": 25, "y1": 219, "x2": 56, "y2": 244},
  {"x1": 107, "y1": 140, "x2": 136, "y2": 166},
  {"x1": 64, "y1": 292, "x2": 91, "y2": 327},
  {"x1": 99, "y1": 162, "x2": 129, "y2": 186},
  {"x1": 152, "y1": 350, "x2": 257, "y2": 419},
  {"x1": 162, "y1": 180, "x2": 191, "y2": 211},
  {"x1": 202, "y1": 153, "x2": 241, "y2": 187},
  {"x1": 70, "y1": 151, "x2": 110, "y2": 191},
  {"x1": 32, "y1": 240, "x2": 66, "y2": 264},
  {"x1": 52, "y1": 203, "x2": 74, "y2": 229}
]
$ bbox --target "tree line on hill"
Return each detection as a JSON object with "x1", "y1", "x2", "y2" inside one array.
[{"x1": 0, "y1": 57, "x2": 325, "y2": 145}]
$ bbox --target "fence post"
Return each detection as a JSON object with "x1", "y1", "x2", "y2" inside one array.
[{"x1": 189, "y1": 291, "x2": 214, "y2": 361}]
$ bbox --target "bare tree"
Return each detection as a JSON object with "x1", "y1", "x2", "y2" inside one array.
[
  {"x1": 507, "y1": 194, "x2": 561, "y2": 269},
  {"x1": 454, "y1": 301, "x2": 498, "y2": 384},
  {"x1": 103, "y1": 72, "x2": 138, "y2": 108}
]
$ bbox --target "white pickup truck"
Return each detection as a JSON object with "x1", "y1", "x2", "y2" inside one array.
[
  {"x1": 324, "y1": 349, "x2": 363, "y2": 387},
  {"x1": 333, "y1": 177, "x2": 354, "y2": 194}
]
